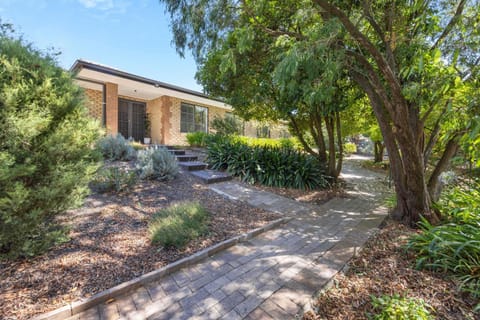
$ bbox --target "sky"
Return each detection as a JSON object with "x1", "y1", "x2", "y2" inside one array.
[{"x1": 0, "y1": 0, "x2": 202, "y2": 91}]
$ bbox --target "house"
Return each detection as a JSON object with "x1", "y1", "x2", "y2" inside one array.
[{"x1": 71, "y1": 59, "x2": 288, "y2": 145}]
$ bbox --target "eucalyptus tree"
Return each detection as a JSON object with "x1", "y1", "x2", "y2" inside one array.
[
  {"x1": 195, "y1": 4, "x2": 351, "y2": 179},
  {"x1": 160, "y1": 0, "x2": 480, "y2": 226}
]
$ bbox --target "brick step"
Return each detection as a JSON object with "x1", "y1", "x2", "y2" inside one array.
[
  {"x1": 190, "y1": 170, "x2": 232, "y2": 184},
  {"x1": 178, "y1": 161, "x2": 208, "y2": 171},
  {"x1": 176, "y1": 155, "x2": 198, "y2": 162},
  {"x1": 168, "y1": 149, "x2": 186, "y2": 155}
]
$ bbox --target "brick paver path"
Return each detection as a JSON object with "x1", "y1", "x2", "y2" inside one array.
[{"x1": 69, "y1": 157, "x2": 391, "y2": 320}]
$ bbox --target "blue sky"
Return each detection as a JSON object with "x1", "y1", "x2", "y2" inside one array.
[{"x1": 0, "y1": 0, "x2": 202, "y2": 91}]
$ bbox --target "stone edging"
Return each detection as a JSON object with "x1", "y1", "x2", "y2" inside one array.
[{"x1": 33, "y1": 217, "x2": 290, "y2": 320}]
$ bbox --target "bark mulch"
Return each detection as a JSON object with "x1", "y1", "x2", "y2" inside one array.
[
  {"x1": 0, "y1": 169, "x2": 278, "y2": 320},
  {"x1": 249, "y1": 182, "x2": 346, "y2": 206},
  {"x1": 304, "y1": 220, "x2": 479, "y2": 320}
]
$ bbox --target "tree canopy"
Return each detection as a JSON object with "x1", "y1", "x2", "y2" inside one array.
[{"x1": 160, "y1": 0, "x2": 480, "y2": 226}]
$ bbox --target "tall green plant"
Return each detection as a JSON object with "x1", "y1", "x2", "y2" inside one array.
[
  {"x1": 207, "y1": 138, "x2": 329, "y2": 190},
  {"x1": 408, "y1": 180, "x2": 480, "y2": 310},
  {"x1": 0, "y1": 26, "x2": 101, "y2": 258}
]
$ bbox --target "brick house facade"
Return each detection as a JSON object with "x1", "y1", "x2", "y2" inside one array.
[{"x1": 72, "y1": 60, "x2": 287, "y2": 145}]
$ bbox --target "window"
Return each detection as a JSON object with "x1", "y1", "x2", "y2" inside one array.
[{"x1": 180, "y1": 103, "x2": 208, "y2": 133}]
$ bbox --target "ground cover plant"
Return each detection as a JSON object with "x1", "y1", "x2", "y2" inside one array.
[
  {"x1": 305, "y1": 220, "x2": 478, "y2": 319},
  {"x1": 149, "y1": 201, "x2": 209, "y2": 248},
  {"x1": 186, "y1": 131, "x2": 209, "y2": 147},
  {"x1": 369, "y1": 294, "x2": 434, "y2": 320},
  {"x1": 90, "y1": 166, "x2": 137, "y2": 193},
  {"x1": 136, "y1": 147, "x2": 179, "y2": 180},
  {"x1": 0, "y1": 26, "x2": 101, "y2": 259},
  {"x1": 96, "y1": 133, "x2": 136, "y2": 161},
  {"x1": 207, "y1": 137, "x2": 329, "y2": 190},
  {"x1": 408, "y1": 179, "x2": 480, "y2": 310}
]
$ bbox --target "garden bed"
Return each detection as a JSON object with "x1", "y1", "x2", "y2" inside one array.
[
  {"x1": 304, "y1": 220, "x2": 478, "y2": 320},
  {"x1": 0, "y1": 167, "x2": 278, "y2": 320}
]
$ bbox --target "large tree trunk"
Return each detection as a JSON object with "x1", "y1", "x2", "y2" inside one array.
[{"x1": 351, "y1": 71, "x2": 440, "y2": 227}]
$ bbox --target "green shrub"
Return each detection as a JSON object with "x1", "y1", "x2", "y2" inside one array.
[
  {"x1": 0, "y1": 27, "x2": 101, "y2": 258},
  {"x1": 90, "y1": 167, "x2": 137, "y2": 193},
  {"x1": 408, "y1": 180, "x2": 480, "y2": 309},
  {"x1": 96, "y1": 133, "x2": 136, "y2": 161},
  {"x1": 148, "y1": 201, "x2": 209, "y2": 248},
  {"x1": 130, "y1": 141, "x2": 146, "y2": 151},
  {"x1": 344, "y1": 142, "x2": 357, "y2": 154},
  {"x1": 369, "y1": 294, "x2": 434, "y2": 320},
  {"x1": 211, "y1": 115, "x2": 243, "y2": 135},
  {"x1": 207, "y1": 138, "x2": 329, "y2": 190},
  {"x1": 186, "y1": 131, "x2": 210, "y2": 147},
  {"x1": 136, "y1": 147, "x2": 179, "y2": 180}
]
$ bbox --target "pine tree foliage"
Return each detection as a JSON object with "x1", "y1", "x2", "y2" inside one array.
[{"x1": 0, "y1": 26, "x2": 102, "y2": 258}]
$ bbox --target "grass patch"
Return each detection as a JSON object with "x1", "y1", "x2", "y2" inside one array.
[{"x1": 148, "y1": 201, "x2": 209, "y2": 248}]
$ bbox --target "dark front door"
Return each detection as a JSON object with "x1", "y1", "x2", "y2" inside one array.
[{"x1": 118, "y1": 99, "x2": 146, "y2": 142}]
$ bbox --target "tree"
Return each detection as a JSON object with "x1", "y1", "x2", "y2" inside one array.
[
  {"x1": 0, "y1": 25, "x2": 102, "y2": 258},
  {"x1": 160, "y1": 0, "x2": 480, "y2": 226},
  {"x1": 182, "y1": 0, "x2": 351, "y2": 179}
]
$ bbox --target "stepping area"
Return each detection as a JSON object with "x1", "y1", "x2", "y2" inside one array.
[
  {"x1": 39, "y1": 157, "x2": 390, "y2": 320},
  {"x1": 167, "y1": 146, "x2": 233, "y2": 184}
]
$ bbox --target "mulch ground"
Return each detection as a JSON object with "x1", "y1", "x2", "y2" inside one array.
[
  {"x1": 0, "y1": 165, "x2": 278, "y2": 320},
  {"x1": 304, "y1": 219, "x2": 479, "y2": 320}
]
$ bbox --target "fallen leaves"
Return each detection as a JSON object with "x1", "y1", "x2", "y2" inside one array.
[
  {"x1": 307, "y1": 220, "x2": 479, "y2": 320},
  {"x1": 0, "y1": 168, "x2": 278, "y2": 320}
]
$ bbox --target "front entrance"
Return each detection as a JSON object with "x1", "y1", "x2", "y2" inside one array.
[{"x1": 118, "y1": 99, "x2": 146, "y2": 142}]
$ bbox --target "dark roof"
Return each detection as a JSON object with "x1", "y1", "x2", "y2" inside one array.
[{"x1": 70, "y1": 59, "x2": 224, "y2": 102}]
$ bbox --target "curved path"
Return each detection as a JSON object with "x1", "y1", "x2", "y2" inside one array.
[{"x1": 57, "y1": 157, "x2": 391, "y2": 320}]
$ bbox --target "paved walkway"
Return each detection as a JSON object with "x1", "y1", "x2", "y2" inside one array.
[{"x1": 68, "y1": 157, "x2": 391, "y2": 320}]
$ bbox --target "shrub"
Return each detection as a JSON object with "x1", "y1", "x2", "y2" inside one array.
[
  {"x1": 186, "y1": 131, "x2": 210, "y2": 147},
  {"x1": 369, "y1": 294, "x2": 434, "y2": 320},
  {"x1": 96, "y1": 133, "x2": 136, "y2": 161},
  {"x1": 211, "y1": 115, "x2": 243, "y2": 135},
  {"x1": 344, "y1": 142, "x2": 357, "y2": 154},
  {"x1": 130, "y1": 141, "x2": 146, "y2": 151},
  {"x1": 90, "y1": 167, "x2": 137, "y2": 193},
  {"x1": 207, "y1": 138, "x2": 329, "y2": 190},
  {"x1": 408, "y1": 180, "x2": 480, "y2": 309},
  {"x1": 148, "y1": 201, "x2": 209, "y2": 248},
  {"x1": 0, "y1": 27, "x2": 101, "y2": 258},
  {"x1": 136, "y1": 147, "x2": 179, "y2": 180}
]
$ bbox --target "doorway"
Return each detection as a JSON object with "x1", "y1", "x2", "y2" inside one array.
[{"x1": 118, "y1": 99, "x2": 146, "y2": 142}]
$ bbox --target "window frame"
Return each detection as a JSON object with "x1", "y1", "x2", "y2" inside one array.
[{"x1": 180, "y1": 102, "x2": 208, "y2": 133}]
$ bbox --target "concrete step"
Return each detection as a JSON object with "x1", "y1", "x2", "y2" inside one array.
[
  {"x1": 168, "y1": 149, "x2": 186, "y2": 155},
  {"x1": 176, "y1": 155, "x2": 198, "y2": 162},
  {"x1": 190, "y1": 170, "x2": 232, "y2": 184},
  {"x1": 178, "y1": 161, "x2": 208, "y2": 171}
]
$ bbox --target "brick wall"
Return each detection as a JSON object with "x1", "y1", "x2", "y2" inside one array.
[
  {"x1": 105, "y1": 82, "x2": 118, "y2": 134},
  {"x1": 83, "y1": 88, "x2": 103, "y2": 120},
  {"x1": 147, "y1": 97, "x2": 163, "y2": 144},
  {"x1": 168, "y1": 97, "x2": 229, "y2": 145}
]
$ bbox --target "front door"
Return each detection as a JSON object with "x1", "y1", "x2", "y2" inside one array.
[{"x1": 118, "y1": 99, "x2": 146, "y2": 142}]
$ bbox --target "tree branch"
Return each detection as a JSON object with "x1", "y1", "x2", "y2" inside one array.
[
  {"x1": 288, "y1": 114, "x2": 318, "y2": 157},
  {"x1": 314, "y1": 0, "x2": 406, "y2": 108},
  {"x1": 431, "y1": 0, "x2": 467, "y2": 50},
  {"x1": 361, "y1": 0, "x2": 397, "y2": 72},
  {"x1": 240, "y1": 0, "x2": 305, "y2": 40}
]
